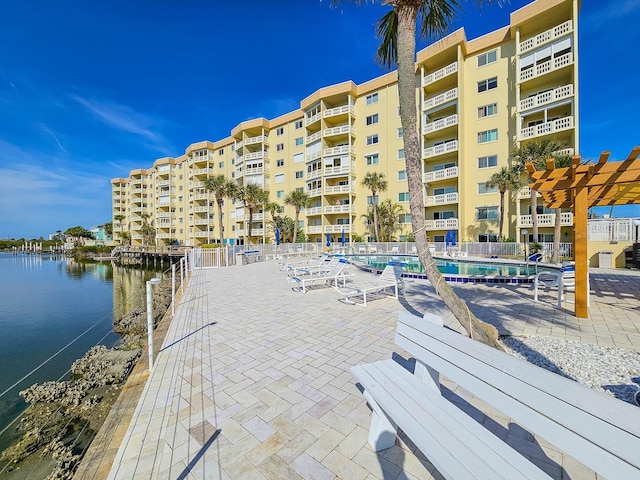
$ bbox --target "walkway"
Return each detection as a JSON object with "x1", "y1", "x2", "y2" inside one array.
[{"x1": 106, "y1": 260, "x2": 640, "y2": 479}]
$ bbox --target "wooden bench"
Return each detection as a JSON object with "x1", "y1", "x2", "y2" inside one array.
[{"x1": 351, "y1": 311, "x2": 640, "y2": 479}]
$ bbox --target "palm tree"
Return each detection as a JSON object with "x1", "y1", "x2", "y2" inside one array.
[
  {"x1": 549, "y1": 153, "x2": 573, "y2": 263},
  {"x1": 485, "y1": 167, "x2": 522, "y2": 241},
  {"x1": 512, "y1": 138, "x2": 564, "y2": 243},
  {"x1": 378, "y1": 199, "x2": 405, "y2": 242},
  {"x1": 139, "y1": 213, "x2": 155, "y2": 247},
  {"x1": 237, "y1": 183, "x2": 269, "y2": 244},
  {"x1": 114, "y1": 214, "x2": 126, "y2": 244},
  {"x1": 284, "y1": 190, "x2": 311, "y2": 243},
  {"x1": 361, "y1": 172, "x2": 387, "y2": 242},
  {"x1": 331, "y1": 0, "x2": 503, "y2": 348},
  {"x1": 204, "y1": 174, "x2": 237, "y2": 246}
]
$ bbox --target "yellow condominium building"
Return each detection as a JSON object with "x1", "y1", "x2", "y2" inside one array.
[{"x1": 112, "y1": 0, "x2": 579, "y2": 247}]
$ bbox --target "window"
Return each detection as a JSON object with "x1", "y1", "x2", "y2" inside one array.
[
  {"x1": 478, "y1": 183, "x2": 498, "y2": 194},
  {"x1": 477, "y1": 77, "x2": 498, "y2": 93},
  {"x1": 477, "y1": 129, "x2": 498, "y2": 144},
  {"x1": 275, "y1": 173, "x2": 284, "y2": 184},
  {"x1": 397, "y1": 128, "x2": 404, "y2": 138},
  {"x1": 366, "y1": 196, "x2": 379, "y2": 205},
  {"x1": 477, "y1": 50, "x2": 497, "y2": 67},
  {"x1": 366, "y1": 134, "x2": 379, "y2": 145},
  {"x1": 398, "y1": 214, "x2": 411, "y2": 224},
  {"x1": 231, "y1": 159, "x2": 235, "y2": 165},
  {"x1": 366, "y1": 93, "x2": 378, "y2": 105},
  {"x1": 276, "y1": 127, "x2": 284, "y2": 136},
  {"x1": 476, "y1": 206, "x2": 499, "y2": 220},
  {"x1": 295, "y1": 137, "x2": 303, "y2": 146},
  {"x1": 276, "y1": 190, "x2": 284, "y2": 198},
  {"x1": 398, "y1": 149, "x2": 405, "y2": 160},
  {"x1": 477, "y1": 103, "x2": 497, "y2": 119},
  {"x1": 478, "y1": 155, "x2": 498, "y2": 168},
  {"x1": 295, "y1": 187, "x2": 304, "y2": 192},
  {"x1": 295, "y1": 120, "x2": 303, "y2": 129},
  {"x1": 398, "y1": 192, "x2": 410, "y2": 202},
  {"x1": 276, "y1": 143, "x2": 284, "y2": 151},
  {"x1": 276, "y1": 159, "x2": 284, "y2": 167},
  {"x1": 295, "y1": 170, "x2": 304, "y2": 179},
  {"x1": 398, "y1": 170, "x2": 407, "y2": 181},
  {"x1": 434, "y1": 211, "x2": 456, "y2": 220},
  {"x1": 365, "y1": 153, "x2": 379, "y2": 166},
  {"x1": 218, "y1": 149, "x2": 224, "y2": 155},
  {"x1": 293, "y1": 152, "x2": 304, "y2": 163},
  {"x1": 366, "y1": 114, "x2": 378, "y2": 125},
  {"x1": 433, "y1": 187, "x2": 456, "y2": 195},
  {"x1": 219, "y1": 161, "x2": 224, "y2": 168}
]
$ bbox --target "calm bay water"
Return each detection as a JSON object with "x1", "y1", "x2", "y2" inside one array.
[{"x1": 0, "y1": 253, "x2": 163, "y2": 451}]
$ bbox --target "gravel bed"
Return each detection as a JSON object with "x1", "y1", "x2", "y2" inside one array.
[{"x1": 500, "y1": 336, "x2": 640, "y2": 405}]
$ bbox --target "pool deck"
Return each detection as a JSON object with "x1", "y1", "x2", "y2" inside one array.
[{"x1": 101, "y1": 258, "x2": 640, "y2": 480}]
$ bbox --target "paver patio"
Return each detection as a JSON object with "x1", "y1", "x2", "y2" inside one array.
[{"x1": 105, "y1": 259, "x2": 640, "y2": 480}]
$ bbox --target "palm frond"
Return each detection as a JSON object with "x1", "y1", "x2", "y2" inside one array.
[
  {"x1": 418, "y1": 0, "x2": 461, "y2": 40},
  {"x1": 374, "y1": 10, "x2": 398, "y2": 69}
]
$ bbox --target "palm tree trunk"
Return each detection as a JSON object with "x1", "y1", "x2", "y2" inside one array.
[
  {"x1": 248, "y1": 208, "x2": 253, "y2": 245},
  {"x1": 498, "y1": 192, "x2": 505, "y2": 240},
  {"x1": 294, "y1": 209, "x2": 300, "y2": 244},
  {"x1": 372, "y1": 193, "x2": 380, "y2": 242},
  {"x1": 217, "y1": 198, "x2": 226, "y2": 265},
  {"x1": 552, "y1": 207, "x2": 562, "y2": 263},
  {"x1": 395, "y1": 3, "x2": 500, "y2": 349}
]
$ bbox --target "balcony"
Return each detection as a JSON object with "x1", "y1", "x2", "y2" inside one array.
[
  {"x1": 324, "y1": 225, "x2": 352, "y2": 234},
  {"x1": 423, "y1": 114, "x2": 458, "y2": 135},
  {"x1": 324, "y1": 165, "x2": 354, "y2": 176},
  {"x1": 245, "y1": 151, "x2": 268, "y2": 161},
  {"x1": 324, "y1": 145, "x2": 354, "y2": 157},
  {"x1": 518, "y1": 212, "x2": 573, "y2": 227},
  {"x1": 194, "y1": 231, "x2": 211, "y2": 238},
  {"x1": 519, "y1": 84, "x2": 573, "y2": 112},
  {"x1": 519, "y1": 116, "x2": 574, "y2": 140},
  {"x1": 132, "y1": 207, "x2": 144, "y2": 213},
  {"x1": 308, "y1": 188, "x2": 322, "y2": 197},
  {"x1": 194, "y1": 206, "x2": 210, "y2": 213},
  {"x1": 305, "y1": 112, "x2": 321, "y2": 126},
  {"x1": 423, "y1": 62, "x2": 458, "y2": 86},
  {"x1": 245, "y1": 166, "x2": 267, "y2": 176},
  {"x1": 519, "y1": 52, "x2": 573, "y2": 83},
  {"x1": 423, "y1": 88, "x2": 458, "y2": 111},
  {"x1": 192, "y1": 167, "x2": 211, "y2": 176},
  {"x1": 423, "y1": 166, "x2": 459, "y2": 183},
  {"x1": 519, "y1": 21, "x2": 572, "y2": 54},
  {"x1": 323, "y1": 125, "x2": 354, "y2": 137},
  {"x1": 324, "y1": 205, "x2": 355, "y2": 214},
  {"x1": 306, "y1": 169, "x2": 322, "y2": 180},
  {"x1": 244, "y1": 135, "x2": 267, "y2": 146},
  {"x1": 424, "y1": 218, "x2": 459, "y2": 231},
  {"x1": 132, "y1": 188, "x2": 144, "y2": 194},
  {"x1": 157, "y1": 233, "x2": 173, "y2": 239},
  {"x1": 307, "y1": 225, "x2": 323, "y2": 234},
  {"x1": 244, "y1": 213, "x2": 265, "y2": 221},
  {"x1": 425, "y1": 192, "x2": 459, "y2": 206},
  {"x1": 194, "y1": 193, "x2": 210, "y2": 200},
  {"x1": 517, "y1": 187, "x2": 542, "y2": 200},
  {"x1": 307, "y1": 131, "x2": 322, "y2": 144},
  {"x1": 194, "y1": 218, "x2": 210, "y2": 225},
  {"x1": 324, "y1": 185, "x2": 355, "y2": 195},
  {"x1": 156, "y1": 179, "x2": 170, "y2": 187},
  {"x1": 323, "y1": 105, "x2": 355, "y2": 118},
  {"x1": 306, "y1": 151, "x2": 322, "y2": 162},
  {"x1": 306, "y1": 206, "x2": 322, "y2": 216},
  {"x1": 423, "y1": 140, "x2": 458, "y2": 159}
]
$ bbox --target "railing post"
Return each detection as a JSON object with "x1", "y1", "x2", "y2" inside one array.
[{"x1": 171, "y1": 263, "x2": 176, "y2": 317}]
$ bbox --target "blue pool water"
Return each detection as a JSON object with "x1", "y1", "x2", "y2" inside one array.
[{"x1": 346, "y1": 255, "x2": 547, "y2": 277}]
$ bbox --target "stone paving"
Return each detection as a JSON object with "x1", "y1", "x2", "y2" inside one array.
[{"x1": 106, "y1": 259, "x2": 640, "y2": 480}]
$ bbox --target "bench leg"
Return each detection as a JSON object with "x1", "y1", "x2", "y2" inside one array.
[
  {"x1": 414, "y1": 360, "x2": 441, "y2": 394},
  {"x1": 363, "y1": 391, "x2": 397, "y2": 451}
]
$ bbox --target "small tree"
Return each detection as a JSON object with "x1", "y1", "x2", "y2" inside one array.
[
  {"x1": 204, "y1": 174, "x2": 237, "y2": 246},
  {"x1": 284, "y1": 190, "x2": 311, "y2": 244},
  {"x1": 361, "y1": 172, "x2": 387, "y2": 242},
  {"x1": 485, "y1": 167, "x2": 522, "y2": 241},
  {"x1": 64, "y1": 226, "x2": 93, "y2": 246},
  {"x1": 237, "y1": 183, "x2": 269, "y2": 244}
]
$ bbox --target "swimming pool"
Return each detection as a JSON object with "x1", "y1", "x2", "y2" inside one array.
[{"x1": 345, "y1": 254, "x2": 554, "y2": 284}]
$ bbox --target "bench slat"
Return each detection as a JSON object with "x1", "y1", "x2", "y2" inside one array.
[
  {"x1": 353, "y1": 360, "x2": 551, "y2": 480},
  {"x1": 396, "y1": 312, "x2": 640, "y2": 478}
]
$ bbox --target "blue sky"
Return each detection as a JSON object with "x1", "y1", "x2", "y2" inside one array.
[{"x1": 0, "y1": 1, "x2": 638, "y2": 239}]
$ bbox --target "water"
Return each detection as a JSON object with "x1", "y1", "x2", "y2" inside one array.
[
  {"x1": 347, "y1": 255, "x2": 550, "y2": 276},
  {"x1": 0, "y1": 253, "x2": 163, "y2": 452}
]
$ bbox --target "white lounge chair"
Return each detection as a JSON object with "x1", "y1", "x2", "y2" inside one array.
[
  {"x1": 287, "y1": 255, "x2": 340, "y2": 277},
  {"x1": 533, "y1": 262, "x2": 590, "y2": 308},
  {"x1": 390, "y1": 245, "x2": 400, "y2": 254},
  {"x1": 289, "y1": 258, "x2": 351, "y2": 293},
  {"x1": 337, "y1": 263, "x2": 405, "y2": 307},
  {"x1": 279, "y1": 253, "x2": 329, "y2": 272}
]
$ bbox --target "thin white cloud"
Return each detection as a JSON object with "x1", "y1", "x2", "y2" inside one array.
[
  {"x1": 581, "y1": 1, "x2": 640, "y2": 32},
  {"x1": 41, "y1": 124, "x2": 67, "y2": 155}
]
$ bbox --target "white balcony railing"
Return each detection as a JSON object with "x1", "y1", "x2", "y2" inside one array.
[
  {"x1": 194, "y1": 231, "x2": 211, "y2": 238},
  {"x1": 519, "y1": 20, "x2": 572, "y2": 54},
  {"x1": 323, "y1": 105, "x2": 355, "y2": 118},
  {"x1": 194, "y1": 193, "x2": 210, "y2": 200},
  {"x1": 518, "y1": 212, "x2": 574, "y2": 227},
  {"x1": 245, "y1": 166, "x2": 266, "y2": 176},
  {"x1": 423, "y1": 140, "x2": 458, "y2": 159},
  {"x1": 306, "y1": 169, "x2": 322, "y2": 180},
  {"x1": 423, "y1": 166, "x2": 459, "y2": 183},
  {"x1": 306, "y1": 131, "x2": 322, "y2": 144},
  {"x1": 324, "y1": 165, "x2": 354, "y2": 176},
  {"x1": 423, "y1": 62, "x2": 458, "y2": 86},
  {"x1": 306, "y1": 151, "x2": 322, "y2": 162},
  {"x1": 324, "y1": 225, "x2": 352, "y2": 234},
  {"x1": 323, "y1": 125, "x2": 354, "y2": 137},
  {"x1": 519, "y1": 84, "x2": 573, "y2": 111},
  {"x1": 520, "y1": 116, "x2": 574, "y2": 140},
  {"x1": 306, "y1": 225, "x2": 323, "y2": 234},
  {"x1": 194, "y1": 219, "x2": 210, "y2": 225},
  {"x1": 519, "y1": 52, "x2": 573, "y2": 83},
  {"x1": 424, "y1": 218, "x2": 459, "y2": 231},
  {"x1": 245, "y1": 151, "x2": 268, "y2": 161},
  {"x1": 307, "y1": 188, "x2": 322, "y2": 197},
  {"x1": 194, "y1": 206, "x2": 209, "y2": 213},
  {"x1": 156, "y1": 179, "x2": 170, "y2": 187},
  {"x1": 305, "y1": 112, "x2": 321, "y2": 126},
  {"x1": 425, "y1": 192, "x2": 459, "y2": 206},
  {"x1": 324, "y1": 145, "x2": 354, "y2": 157},
  {"x1": 517, "y1": 187, "x2": 542, "y2": 199},
  {"x1": 423, "y1": 87, "x2": 458, "y2": 111},
  {"x1": 192, "y1": 167, "x2": 211, "y2": 176},
  {"x1": 423, "y1": 114, "x2": 458, "y2": 135},
  {"x1": 244, "y1": 135, "x2": 267, "y2": 146},
  {"x1": 244, "y1": 213, "x2": 265, "y2": 221},
  {"x1": 306, "y1": 206, "x2": 323, "y2": 216},
  {"x1": 324, "y1": 185, "x2": 355, "y2": 195},
  {"x1": 324, "y1": 205, "x2": 355, "y2": 214}
]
